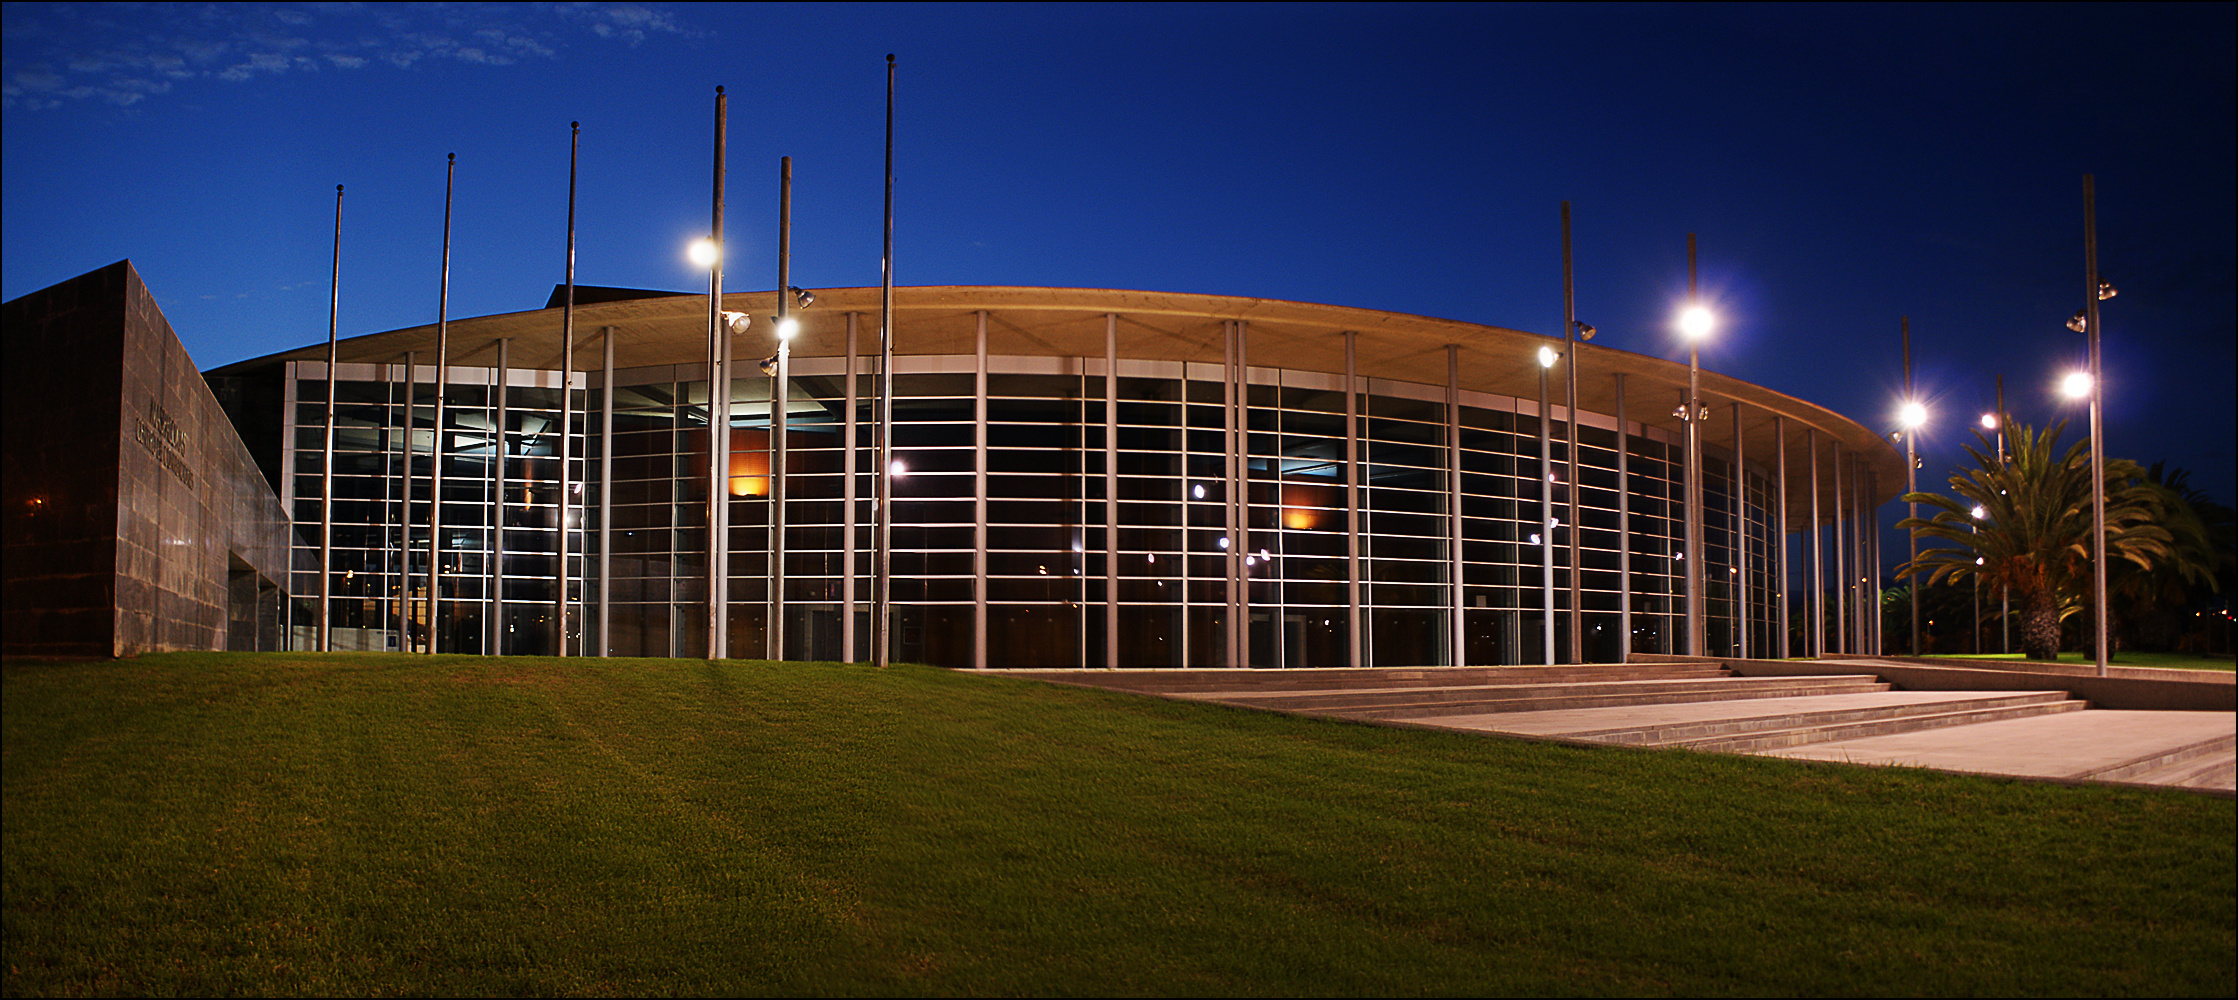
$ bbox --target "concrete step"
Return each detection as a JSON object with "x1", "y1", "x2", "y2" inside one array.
[
  {"x1": 2074, "y1": 730, "x2": 2238, "y2": 785},
  {"x1": 1557, "y1": 691, "x2": 2079, "y2": 746},
  {"x1": 1013, "y1": 662, "x2": 1731, "y2": 694},
  {"x1": 2128, "y1": 748, "x2": 2237, "y2": 791},
  {"x1": 1322, "y1": 677, "x2": 1894, "y2": 719},
  {"x1": 1666, "y1": 697, "x2": 2088, "y2": 753},
  {"x1": 1199, "y1": 671, "x2": 1790, "y2": 711}
]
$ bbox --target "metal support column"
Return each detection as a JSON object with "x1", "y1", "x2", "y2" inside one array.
[
  {"x1": 1447, "y1": 344, "x2": 1464, "y2": 666},
  {"x1": 1345, "y1": 331, "x2": 1363, "y2": 668},
  {"x1": 1733, "y1": 402, "x2": 1746, "y2": 659},
  {"x1": 1774, "y1": 415, "x2": 1790, "y2": 660},
  {"x1": 1615, "y1": 372, "x2": 1631, "y2": 662},
  {"x1": 490, "y1": 337, "x2": 510, "y2": 655},
  {"x1": 1104, "y1": 313, "x2": 1119, "y2": 669},
  {"x1": 1831, "y1": 442, "x2": 1846, "y2": 655},
  {"x1": 843, "y1": 312, "x2": 859, "y2": 662},
  {"x1": 597, "y1": 325, "x2": 614, "y2": 656},
  {"x1": 973, "y1": 310, "x2": 988, "y2": 669}
]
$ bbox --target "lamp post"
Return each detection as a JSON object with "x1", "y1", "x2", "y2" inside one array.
[
  {"x1": 1559, "y1": 202, "x2": 1583, "y2": 664},
  {"x1": 2079, "y1": 175, "x2": 2110, "y2": 678},
  {"x1": 769, "y1": 155, "x2": 795, "y2": 662},
  {"x1": 700, "y1": 85, "x2": 729, "y2": 661},
  {"x1": 1987, "y1": 372, "x2": 2010, "y2": 652},
  {"x1": 1971, "y1": 505, "x2": 1985, "y2": 654},
  {"x1": 1899, "y1": 397, "x2": 1925, "y2": 655},
  {"x1": 1899, "y1": 316, "x2": 1924, "y2": 657},
  {"x1": 692, "y1": 228, "x2": 727, "y2": 662},
  {"x1": 1980, "y1": 406, "x2": 2007, "y2": 653},
  {"x1": 874, "y1": 54, "x2": 896, "y2": 669},
  {"x1": 1677, "y1": 252, "x2": 1711, "y2": 658}
]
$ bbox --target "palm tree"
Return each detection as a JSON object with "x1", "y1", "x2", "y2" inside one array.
[{"x1": 1897, "y1": 421, "x2": 2176, "y2": 662}]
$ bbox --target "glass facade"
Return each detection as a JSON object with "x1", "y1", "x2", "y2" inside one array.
[{"x1": 282, "y1": 345, "x2": 1786, "y2": 668}]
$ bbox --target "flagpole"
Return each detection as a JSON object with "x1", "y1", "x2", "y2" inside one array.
[
  {"x1": 874, "y1": 54, "x2": 896, "y2": 668},
  {"x1": 556, "y1": 122, "x2": 579, "y2": 657},
  {"x1": 706, "y1": 89, "x2": 729, "y2": 660},
  {"x1": 319, "y1": 184, "x2": 342, "y2": 653},
  {"x1": 429, "y1": 153, "x2": 454, "y2": 654}
]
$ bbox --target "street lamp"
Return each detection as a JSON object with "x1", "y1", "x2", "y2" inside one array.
[
  {"x1": 2076, "y1": 174, "x2": 2112, "y2": 676},
  {"x1": 1899, "y1": 395, "x2": 1926, "y2": 656},
  {"x1": 2060, "y1": 370, "x2": 2093, "y2": 400},
  {"x1": 1676, "y1": 285, "x2": 1712, "y2": 659},
  {"x1": 1970, "y1": 504, "x2": 1985, "y2": 654},
  {"x1": 768, "y1": 155, "x2": 800, "y2": 662}
]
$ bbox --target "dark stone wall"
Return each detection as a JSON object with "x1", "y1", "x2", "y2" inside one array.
[
  {"x1": 3, "y1": 261, "x2": 293, "y2": 657},
  {"x1": 2, "y1": 263, "x2": 126, "y2": 656}
]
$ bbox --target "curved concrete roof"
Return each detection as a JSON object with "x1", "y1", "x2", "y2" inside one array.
[{"x1": 218, "y1": 285, "x2": 1907, "y2": 524}]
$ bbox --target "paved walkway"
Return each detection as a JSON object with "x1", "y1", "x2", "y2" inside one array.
[
  {"x1": 1398, "y1": 692, "x2": 2232, "y2": 791},
  {"x1": 1015, "y1": 662, "x2": 2236, "y2": 794},
  {"x1": 1757, "y1": 708, "x2": 2236, "y2": 790}
]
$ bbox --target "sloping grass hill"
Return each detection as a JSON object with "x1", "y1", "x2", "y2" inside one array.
[{"x1": 4, "y1": 653, "x2": 2232, "y2": 996}]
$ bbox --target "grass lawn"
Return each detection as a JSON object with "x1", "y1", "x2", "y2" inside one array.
[
  {"x1": 1934, "y1": 651, "x2": 2237, "y2": 672},
  {"x1": 5, "y1": 653, "x2": 2232, "y2": 996}
]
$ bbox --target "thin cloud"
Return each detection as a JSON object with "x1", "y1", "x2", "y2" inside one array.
[{"x1": 0, "y1": 2, "x2": 692, "y2": 111}]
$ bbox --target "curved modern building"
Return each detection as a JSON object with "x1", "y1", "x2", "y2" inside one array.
[{"x1": 208, "y1": 285, "x2": 1905, "y2": 668}]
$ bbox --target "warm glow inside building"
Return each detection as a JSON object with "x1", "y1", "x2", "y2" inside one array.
[{"x1": 5, "y1": 266, "x2": 1907, "y2": 665}]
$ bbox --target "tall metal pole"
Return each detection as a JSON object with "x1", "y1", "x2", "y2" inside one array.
[
  {"x1": 1684, "y1": 234, "x2": 1706, "y2": 657},
  {"x1": 1538, "y1": 354, "x2": 1554, "y2": 665},
  {"x1": 555, "y1": 123, "x2": 579, "y2": 658},
  {"x1": 874, "y1": 55, "x2": 896, "y2": 668},
  {"x1": 1995, "y1": 373, "x2": 2009, "y2": 653},
  {"x1": 1561, "y1": 203, "x2": 1583, "y2": 662},
  {"x1": 429, "y1": 154, "x2": 454, "y2": 655},
  {"x1": 706, "y1": 89, "x2": 728, "y2": 660},
  {"x1": 320, "y1": 184, "x2": 342, "y2": 653},
  {"x1": 2083, "y1": 175, "x2": 2108, "y2": 678},
  {"x1": 771, "y1": 156, "x2": 793, "y2": 661},
  {"x1": 1862, "y1": 459, "x2": 1878, "y2": 654},
  {"x1": 1904, "y1": 316, "x2": 1918, "y2": 657}
]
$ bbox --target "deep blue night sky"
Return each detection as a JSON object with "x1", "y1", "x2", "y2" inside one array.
[{"x1": 7, "y1": 3, "x2": 2233, "y2": 565}]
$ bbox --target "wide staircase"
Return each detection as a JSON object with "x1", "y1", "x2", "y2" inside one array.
[{"x1": 1006, "y1": 660, "x2": 2233, "y2": 792}]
